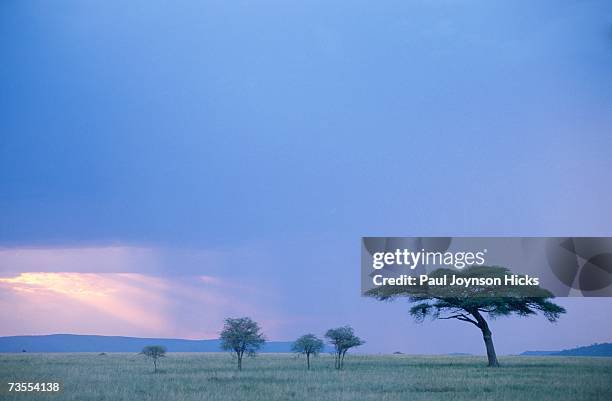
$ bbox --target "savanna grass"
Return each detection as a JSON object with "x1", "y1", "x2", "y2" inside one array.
[{"x1": 0, "y1": 353, "x2": 610, "y2": 401}]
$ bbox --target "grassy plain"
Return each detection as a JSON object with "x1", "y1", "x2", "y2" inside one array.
[{"x1": 1, "y1": 353, "x2": 611, "y2": 401}]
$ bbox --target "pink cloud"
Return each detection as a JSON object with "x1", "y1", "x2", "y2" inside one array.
[
  {"x1": 0, "y1": 273, "x2": 169, "y2": 335},
  {"x1": 0, "y1": 245, "x2": 288, "y2": 340},
  {"x1": 0, "y1": 271, "x2": 284, "y2": 340}
]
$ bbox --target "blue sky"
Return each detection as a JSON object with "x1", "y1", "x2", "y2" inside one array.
[{"x1": 1, "y1": 0, "x2": 611, "y2": 354}]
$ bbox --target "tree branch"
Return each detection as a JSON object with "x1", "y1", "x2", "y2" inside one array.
[{"x1": 438, "y1": 313, "x2": 479, "y2": 326}]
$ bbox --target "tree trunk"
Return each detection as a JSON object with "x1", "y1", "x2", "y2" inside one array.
[
  {"x1": 237, "y1": 352, "x2": 242, "y2": 371},
  {"x1": 307, "y1": 353, "x2": 310, "y2": 370},
  {"x1": 482, "y1": 329, "x2": 499, "y2": 367},
  {"x1": 153, "y1": 359, "x2": 157, "y2": 373},
  {"x1": 471, "y1": 310, "x2": 499, "y2": 367}
]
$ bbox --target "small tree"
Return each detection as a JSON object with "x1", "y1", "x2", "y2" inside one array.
[
  {"x1": 141, "y1": 345, "x2": 166, "y2": 373},
  {"x1": 368, "y1": 266, "x2": 566, "y2": 367},
  {"x1": 220, "y1": 317, "x2": 266, "y2": 370},
  {"x1": 292, "y1": 334, "x2": 324, "y2": 370},
  {"x1": 325, "y1": 326, "x2": 364, "y2": 369}
]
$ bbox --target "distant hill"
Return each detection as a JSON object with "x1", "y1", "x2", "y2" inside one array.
[
  {"x1": 521, "y1": 343, "x2": 612, "y2": 357},
  {"x1": 0, "y1": 334, "x2": 299, "y2": 353},
  {"x1": 520, "y1": 350, "x2": 558, "y2": 356}
]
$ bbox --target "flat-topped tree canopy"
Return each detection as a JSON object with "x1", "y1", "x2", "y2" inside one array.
[{"x1": 367, "y1": 265, "x2": 566, "y2": 367}]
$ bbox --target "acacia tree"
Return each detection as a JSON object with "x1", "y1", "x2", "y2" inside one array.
[
  {"x1": 325, "y1": 326, "x2": 364, "y2": 369},
  {"x1": 292, "y1": 334, "x2": 324, "y2": 370},
  {"x1": 141, "y1": 345, "x2": 166, "y2": 373},
  {"x1": 220, "y1": 317, "x2": 265, "y2": 370},
  {"x1": 368, "y1": 266, "x2": 566, "y2": 367}
]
